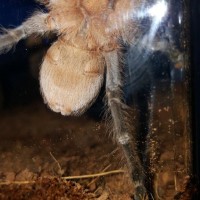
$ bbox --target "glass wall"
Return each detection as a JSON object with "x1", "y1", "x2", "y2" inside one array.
[{"x1": 0, "y1": 0, "x2": 196, "y2": 199}]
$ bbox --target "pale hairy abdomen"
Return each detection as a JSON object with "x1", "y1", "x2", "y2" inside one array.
[{"x1": 40, "y1": 40, "x2": 105, "y2": 116}]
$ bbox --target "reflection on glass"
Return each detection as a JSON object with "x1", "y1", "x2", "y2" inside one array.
[{"x1": 125, "y1": 0, "x2": 192, "y2": 198}]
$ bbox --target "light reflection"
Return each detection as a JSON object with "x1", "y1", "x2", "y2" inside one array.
[
  {"x1": 178, "y1": 14, "x2": 182, "y2": 24},
  {"x1": 147, "y1": 0, "x2": 168, "y2": 21},
  {"x1": 137, "y1": 0, "x2": 169, "y2": 49},
  {"x1": 136, "y1": 0, "x2": 168, "y2": 22}
]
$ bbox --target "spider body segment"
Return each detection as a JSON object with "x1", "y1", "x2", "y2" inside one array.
[{"x1": 39, "y1": 0, "x2": 141, "y2": 116}]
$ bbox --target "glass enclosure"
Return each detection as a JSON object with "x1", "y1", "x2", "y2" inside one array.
[{"x1": 0, "y1": 0, "x2": 196, "y2": 199}]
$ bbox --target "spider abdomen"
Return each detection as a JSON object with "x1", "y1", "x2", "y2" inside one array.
[{"x1": 40, "y1": 40, "x2": 105, "y2": 116}]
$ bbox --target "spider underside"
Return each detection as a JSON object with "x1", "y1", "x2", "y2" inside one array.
[{"x1": 0, "y1": 0, "x2": 176, "y2": 199}]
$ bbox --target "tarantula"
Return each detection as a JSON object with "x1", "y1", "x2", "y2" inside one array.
[{"x1": 0, "y1": 0, "x2": 181, "y2": 199}]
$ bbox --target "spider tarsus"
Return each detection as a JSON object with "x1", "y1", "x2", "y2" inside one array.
[{"x1": 134, "y1": 185, "x2": 148, "y2": 200}]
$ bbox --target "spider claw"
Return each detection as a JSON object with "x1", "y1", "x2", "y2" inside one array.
[{"x1": 134, "y1": 185, "x2": 149, "y2": 200}]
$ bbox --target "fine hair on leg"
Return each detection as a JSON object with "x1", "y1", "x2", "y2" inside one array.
[
  {"x1": 0, "y1": 11, "x2": 57, "y2": 54},
  {"x1": 104, "y1": 50, "x2": 148, "y2": 200}
]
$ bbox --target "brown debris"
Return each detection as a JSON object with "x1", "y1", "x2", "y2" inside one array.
[{"x1": 0, "y1": 177, "x2": 94, "y2": 200}]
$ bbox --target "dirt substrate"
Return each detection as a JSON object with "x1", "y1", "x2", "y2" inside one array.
[
  {"x1": 0, "y1": 83, "x2": 196, "y2": 199},
  {"x1": 0, "y1": 178, "x2": 94, "y2": 200},
  {"x1": 0, "y1": 101, "x2": 135, "y2": 200}
]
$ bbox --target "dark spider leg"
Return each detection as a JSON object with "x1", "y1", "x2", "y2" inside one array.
[
  {"x1": 134, "y1": 85, "x2": 155, "y2": 200},
  {"x1": 104, "y1": 51, "x2": 148, "y2": 200},
  {"x1": 0, "y1": 12, "x2": 56, "y2": 54}
]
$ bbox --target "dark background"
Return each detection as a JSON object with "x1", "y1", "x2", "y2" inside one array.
[
  {"x1": 191, "y1": 0, "x2": 200, "y2": 196},
  {"x1": 0, "y1": 0, "x2": 41, "y2": 106}
]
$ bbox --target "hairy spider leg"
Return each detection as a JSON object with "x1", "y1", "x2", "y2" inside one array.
[
  {"x1": 104, "y1": 51, "x2": 148, "y2": 200},
  {"x1": 0, "y1": 12, "x2": 56, "y2": 54}
]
